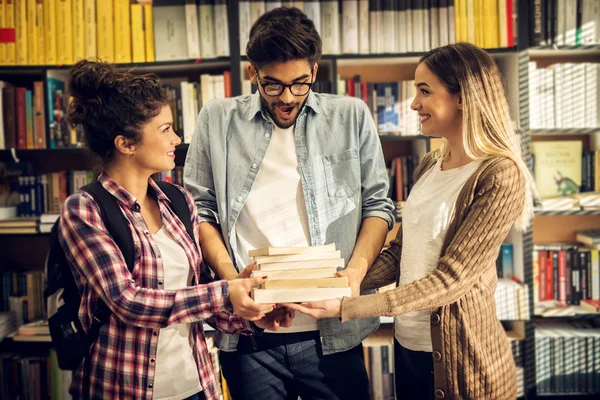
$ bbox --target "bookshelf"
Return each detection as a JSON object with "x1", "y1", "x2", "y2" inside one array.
[{"x1": 0, "y1": 1, "x2": 598, "y2": 399}]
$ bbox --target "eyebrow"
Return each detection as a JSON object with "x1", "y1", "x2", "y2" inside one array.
[
  {"x1": 415, "y1": 82, "x2": 431, "y2": 88},
  {"x1": 158, "y1": 122, "x2": 172, "y2": 129},
  {"x1": 261, "y1": 73, "x2": 311, "y2": 83}
]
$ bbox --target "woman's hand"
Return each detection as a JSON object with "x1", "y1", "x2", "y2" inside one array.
[
  {"x1": 228, "y1": 276, "x2": 275, "y2": 320},
  {"x1": 284, "y1": 298, "x2": 342, "y2": 320},
  {"x1": 254, "y1": 306, "x2": 295, "y2": 331},
  {"x1": 236, "y1": 262, "x2": 257, "y2": 279}
]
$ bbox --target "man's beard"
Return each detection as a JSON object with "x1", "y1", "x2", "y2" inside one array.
[{"x1": 260, "y1": 96, "x2": 303, "y2": 129}]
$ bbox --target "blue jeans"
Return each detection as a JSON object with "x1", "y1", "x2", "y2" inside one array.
[{"x1": 220, "y1": 331, "x2": 370, "y2": 400}]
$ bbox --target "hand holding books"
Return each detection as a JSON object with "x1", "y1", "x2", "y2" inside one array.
[
  {"x1": 284, "y1": 299, "x2": 342, "y2": 320},
  {"x1": 227, "y1": 276, "x2": 276, "y2": 320}
]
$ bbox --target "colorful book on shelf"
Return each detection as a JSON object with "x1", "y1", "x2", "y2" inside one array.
[
  {"x1": 576, "y1": 229, "x2": 600, "y2": 246},
  {"x1": 580, "y1": 299, "x2": 600, "y2": 312},
  {"x1": 531, "y1": 140, "x2": 582, "y2": 198}
]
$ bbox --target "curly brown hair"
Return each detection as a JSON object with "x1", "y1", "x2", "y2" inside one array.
[{"x1": 68, "y1": 60, "x2": 168, "y2": 164}]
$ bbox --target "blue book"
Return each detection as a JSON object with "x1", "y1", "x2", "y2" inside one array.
[
  {"x1": 375, "y1": 82, "x2": 400, "y2": 133},
  {"x1": 500, "y1": 244, "x2": 514, "y2": 279}
]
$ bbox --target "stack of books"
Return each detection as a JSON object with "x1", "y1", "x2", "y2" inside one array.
[
  {"x1": 249, "y1": 244, "x2": 351, "y2": 303},
  {"x1": 0, "y1": 217, "x2": 38, "y2": 234}
]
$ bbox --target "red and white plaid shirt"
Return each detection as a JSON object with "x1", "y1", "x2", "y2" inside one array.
[{"x1": 59, "y1": 173, "x2": 251, "y2": 400}]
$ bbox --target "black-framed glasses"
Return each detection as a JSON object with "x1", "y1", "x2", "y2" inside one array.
[{"x1": 256, "y1": 71, "x2": 314, "y2": 97}]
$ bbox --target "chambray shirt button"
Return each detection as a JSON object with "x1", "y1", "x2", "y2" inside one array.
[
  {"x1": 251, "y1": 163, "x2": 258, "y2": 169},
  {"x1": 264, "y1": 133, "x2": 270, "y2": 138}
]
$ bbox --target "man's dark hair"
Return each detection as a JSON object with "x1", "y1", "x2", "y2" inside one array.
[{"x1": 246, "y1": 7, "x2": 322, "y2": 70}]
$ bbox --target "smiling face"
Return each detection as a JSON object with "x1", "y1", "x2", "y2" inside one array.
[
  {"x1": 249, "y1": 60, "x2": 318, "y2": 129},
  {"x1": 410, "y1": 62, "x2": 463, "y2": 139},
  {"x1": 129, "y1": 105, "x2": 181, "y2": 173}
]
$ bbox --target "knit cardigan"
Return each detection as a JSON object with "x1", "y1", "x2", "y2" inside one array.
[{"x1": 342, "y1": 150, "x2": 525, "y2": 400}]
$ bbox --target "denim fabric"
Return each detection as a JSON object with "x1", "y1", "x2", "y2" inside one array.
[
  {"x1": 184, "y1": 91, "x2": 395, "y2": 354},
  {"x1": 219, "y1": 331, "x2": 370, "y2": 400}
]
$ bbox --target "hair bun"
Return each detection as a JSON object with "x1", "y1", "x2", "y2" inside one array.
[{"x1": 69, "y1": 60, "x2": 118, "y2": 101}]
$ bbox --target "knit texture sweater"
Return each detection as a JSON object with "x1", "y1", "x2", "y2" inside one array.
[{"x1": 342, "y1": 150, "x2": 525, "y2": 400}]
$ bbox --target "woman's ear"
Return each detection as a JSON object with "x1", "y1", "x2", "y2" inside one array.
[
  {"x1": 114, "y1": 135, "x2": 136, "y2": 156},
  {"x1": 457, "y1": 95, "x2": 463, "y2": 111}
]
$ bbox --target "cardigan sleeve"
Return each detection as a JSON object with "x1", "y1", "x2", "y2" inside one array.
[
  {"x1": 360, "y1": 226, "x2": 402, "y2": 291},
  {"x1": 341, "y1": 159, "x2": 525, "y2": 322}
]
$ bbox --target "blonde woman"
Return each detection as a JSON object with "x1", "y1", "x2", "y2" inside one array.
[{"x1": 287, "y1": 42, "x2": 533, "y2": 400}]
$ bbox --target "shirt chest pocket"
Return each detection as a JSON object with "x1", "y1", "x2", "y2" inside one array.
[{"x1": 322, "y1": 149, "x2": 360, "y2": 198}]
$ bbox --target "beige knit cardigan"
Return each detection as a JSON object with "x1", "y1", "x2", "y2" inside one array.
[{"x1": 342, "y1": 151, "x2": 525, "y2": 400}]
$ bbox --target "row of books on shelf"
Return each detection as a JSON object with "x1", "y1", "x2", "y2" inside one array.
[
  {"x1": 535, "y1": 320, "x2": 600, "y2": 395},
  {"x1": 241, "y1": 0, "x2": 515, "y2": 56},
  {"x1": 0, "y1": 350, "x2": 72, "y2": 400},
  {"x1": 387, "y1": 156, "x2": 418, "y2": 202},
  {"x1": 11, "y1": 170, "x2": 92, "y2": 219},
  {"x1": 530, "y1": 0, "x2": 600, "y2": 47},
  {"x1": 0, "y1": 71, "x2": 233, "y2": 150},
  {"x1": 0, "y1": 0, "x2": 230, "y2": 66},
  {"x1": 0, "y1": 271, "x2": 45, "y2": 327},
  {"x1": 338, "y1": 78, "x2": 421, "y2": 136},
  {"x1": 533, "y1": 244, "x2": 600, "y2": 315},
  {"x1": 528, "y1": 62, "x2": 599, "y2": 130}
]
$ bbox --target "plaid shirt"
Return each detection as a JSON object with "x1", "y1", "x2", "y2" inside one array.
[{"x1": 58, "y1": 173, "x2": 252, "y2": 400}]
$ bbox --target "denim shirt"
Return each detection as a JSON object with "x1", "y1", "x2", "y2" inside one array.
[{"x1": 184, "y1": 91, "x2": 395, "y2": 355}]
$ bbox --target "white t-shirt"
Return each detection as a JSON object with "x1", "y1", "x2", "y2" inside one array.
[
  {"x1": 235, "y1": 123, "x2": 318, "y2": 333},
  {"x1": 152, "y1": 227, "x2": 202, "y2": 400},
  {"x1": 394, "y1": 158, "x2": 481, "y2": 352}
]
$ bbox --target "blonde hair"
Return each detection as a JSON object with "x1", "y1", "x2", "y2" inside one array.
[{"x1": 420, "y1": 42, "x2": 534, "y2": 231}]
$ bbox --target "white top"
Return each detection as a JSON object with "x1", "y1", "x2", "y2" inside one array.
[
  {"x1": 394, "y1": 158, "x2": 481, "y2": 352},
  {"x1": 152, "y1": 227, "x2": 202, "y2": 400},
  {"x1": 235, "y1": 123, "x2": 317, "y2": 333}
]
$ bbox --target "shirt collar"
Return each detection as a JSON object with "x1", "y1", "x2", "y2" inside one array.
[
  {"x1": 98, "y1": 172, "x2": 170, "y2": 211},
  {"x1": 246, "y1": 90, "x2": 321, "y2": 121}
]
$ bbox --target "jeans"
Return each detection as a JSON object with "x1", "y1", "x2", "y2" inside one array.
[
  {"x1": 394, "y1": 340, "x2": 434, "y2": 400},
  {"x1": 219, "y1": 331, "x2": 370, "y2": 400}
]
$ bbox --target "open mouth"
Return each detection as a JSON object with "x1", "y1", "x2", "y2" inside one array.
[
  {"x1": 276, "y1": 105, "x2": 295, "y2": 119},
  {"x1": 420, "y1": 114, "x2": 431, "y2": 123}
]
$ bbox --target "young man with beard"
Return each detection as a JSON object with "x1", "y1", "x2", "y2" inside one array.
[{"x1": 183, "y1": 7, "x2": 394, "y2": 400}]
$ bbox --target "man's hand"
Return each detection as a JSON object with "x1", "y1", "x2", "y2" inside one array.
[
  {"x1": 284, "y1": 299, "x2": 342, "y2": 319},
  {"x1": 337, "y1": 262, "x2": 366, "y2": 297},
  {"x1": 228, "y1": 276, "x2": 275, "y2": 320},
  {"x1": 254, "y1": 307, "x2": 295, "y2": 331}
]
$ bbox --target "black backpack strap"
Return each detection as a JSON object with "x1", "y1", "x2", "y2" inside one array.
[
  {"x1": 80, "y1": 182, "x2": 135, "y2": 343},
  {"x1": 155, "y1": 181, "x2": 196, "y2": 243}
]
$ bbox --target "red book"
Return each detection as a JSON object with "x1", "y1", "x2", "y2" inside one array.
[
  {"x1": 538, "y1": 251, "x2": 547, "y2": 301},
  {"x1": 546, "y1": 251, "x2": 554, "y2": 301},
  {"x1": 15, "y1": 87, "x2": 26, "y2": 149},
  {"x1": 506, "y1": 0, "x2": 514, "y2": 47}
]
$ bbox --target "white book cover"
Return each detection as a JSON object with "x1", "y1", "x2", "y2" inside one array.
[
  {"x1": 570, "y1": 63, "x2": 586, "y2": 128},
  {"x1": 382, "y1": 0, "x2": 396, "y2": 53},
  {"x1": 153, "y1": 0, "x2": 188, "y2": 61},
  {"x1": 304, "y1": 0, "x2": 321, "y2": 33},
  {"x1": 200, "y1": 74, "x2": 215, "y2": 107},
  {"x1": 358, "y1": 0, "x2": 370, "y2": 53},
  {"x1": 212, "y1": 75, "x2": 226, "y2": 99},
  {"x1": 556, "y1": 0, "x2": 566, "y2": 45},
  {"x1": 254, "y1": 250, "x2": 342, "y2": 264},
  {"x1": 249, "y1": 243, "x2": 336, "y2": 256},
  {"x1": 551, "y1": 64, "x2": 564, "y2": 128},
  {"x1": 422, "y1": 0, "x2": 431, "y2": 51},
  {"x1": 541, "y1": 68, "x2": 556, "y2": 129},
  {"x1": 498, "y1": 0, "x2": 507, "y2": 47},
  {"x1": 198, "y1": 0, "x2": 216, "y2": 58},
  {"x1": 320, "y1": 0, "x2": 340, "y2": 54},
  {"x1": 438, "y1": 0, "x2": 449, "y2": 46},
  {"x1": 180, "y1": 82, "x2": 193, "y2": 143},
  {"x1": 342, "y1": 0, "x2": 359, "y2": 54},
  {"x1": 405, "y1": 6, "x2": 413, "y2": 51},
  {"x1": 239, "y1": 1, "x2": 252, "y2": 54},
  {"x1": 528, "y1": 62, "x2": 540, "y2": 129},
  {"x1": 561, "y1": 63, "x2": 574, "y2": 128},
  {"x1": 397, "y1": 1, "x2": 407, "y2": 53},
  {"x1": 585, "y1": 63, "x2": 599, "y2": 128},
  {"x1": 250, "y1": 0, "x2": 266, "y2": 27},
  {"x1": 265, "y1": 0, "x2": 283, "y2": 12},
  {"x1": 252, "y1": 286, "x2": 351, "y2": 303},
  {"x1": 257, "y1": 258, "x2": 345, "y2": 270},
  {"x1": 581, "y1": 0, "x2": 600, "y2": 44},
  {"x1": 185, "y1": 0, "x2": 201, "y2": 58},
  {"x1": 214, "y1": 0, "x2": 230, "y2": 56},
  {"x1": 448, "y1": 0, "x2": 455, "y2": 43},
  {"x1": 251, "y1": 267, "x2": 338, "y2": 279},
  {"x1": 430, "y1": 0, "x2": 440, "y2": 49},
  {"x1": 412, "y1": 4, "x2": 424, "y2": 52},
  {"x1": 564, "y1": 0, "x2": 577, "y2": 45},
  {"x1": 369, "y1": 1, "x2": 382, "y2": 53}
]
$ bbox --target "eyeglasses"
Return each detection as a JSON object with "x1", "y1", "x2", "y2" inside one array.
[{"x1": 255, "y1": 71, "x2": 314, "y2": 97}]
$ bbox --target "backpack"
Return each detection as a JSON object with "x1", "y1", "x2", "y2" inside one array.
[{"x1": 45, "y1": 181, "x2": 195, "y2": 371}]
